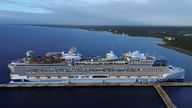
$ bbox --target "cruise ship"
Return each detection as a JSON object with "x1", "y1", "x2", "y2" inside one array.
[{"x1": 8, "y1": 47, "x2": 185, "y2": 83}]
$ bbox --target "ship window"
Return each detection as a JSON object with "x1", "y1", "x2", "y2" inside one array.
[
  {"x1": 81, "y1": 76, "x2": 89, "y2": 78},
  {"x1": 69, "y1": 76, "x2": 78, "y2": 78},
  {"x1": 93, "y1": 75, "x2": 107, "y2": 78},
  {"x1": 131, "y1": 68, "x2": 135, "y2": 72}
]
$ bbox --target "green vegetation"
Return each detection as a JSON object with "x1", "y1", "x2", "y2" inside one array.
[{"x1": 164, "y1": 36, "x2": 192, "y2": 55}]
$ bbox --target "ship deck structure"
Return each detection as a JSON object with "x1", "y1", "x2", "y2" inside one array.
[{"x1": 8, "y1": 47, "x2": 185, "y2": 83}]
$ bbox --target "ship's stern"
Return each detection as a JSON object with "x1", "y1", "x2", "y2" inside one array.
[{"x1": 8, "y1": 63, "x2": 28, "y2": 83}]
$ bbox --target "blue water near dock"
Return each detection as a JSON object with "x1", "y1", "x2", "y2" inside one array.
[
  {"x1": 0, "y1": 25, "x2": 192, "y2": 108},
  {"x1": 164, "y1": 87, "x2": 192, "y2": 108}
]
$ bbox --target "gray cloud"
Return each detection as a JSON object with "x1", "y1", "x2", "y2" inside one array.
[{"x1": 0, "y1": 0, "x2": 192, "y2": 26}]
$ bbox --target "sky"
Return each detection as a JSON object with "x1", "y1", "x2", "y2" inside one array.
[{"x1": 0, "y1": 0, "x2": 192, "y2": 26}]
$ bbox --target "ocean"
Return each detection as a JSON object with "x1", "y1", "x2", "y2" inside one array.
[{"x1": 0, "y1": 25, "x2": 192, "y2": 108}]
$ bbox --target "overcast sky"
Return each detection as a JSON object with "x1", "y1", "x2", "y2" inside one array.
[{"x1": 0, "y1": 0, "x2": 192, "y2": 26}]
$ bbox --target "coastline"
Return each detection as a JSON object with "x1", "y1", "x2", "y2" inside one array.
[
  {"x1": 21, "y1": 25, "x2": 192, "y2": 56},
  {"x1": 85, "y1": 29, "x2": 192, "y2": 56},
  {"x1": 159, "y1": 43, "x2": 192, "y2": 56},
  {"x1": 86, "y1": 28, "x2": 192, "y2": 56}
]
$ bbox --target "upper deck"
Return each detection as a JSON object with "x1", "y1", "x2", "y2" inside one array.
[
  {"x1": 10, "y1": 48, "x2": 165, "y2": 67},
  {"x1": 11, "y1": 55, "x2": 156, "y2": 66}
]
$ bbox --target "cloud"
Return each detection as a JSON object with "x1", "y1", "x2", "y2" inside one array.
[
  {"x1": 0, "y1": 0, "x2": 155, "y2": 11},
  {"x1": 0, "y1": 0, "x2": 192, "y2": 26},
  {"x1": 0, "y1": 0, "x2": 61, "y2": 14},
  {"x1": 0, "y1": 4, "x2": 51, "y2": 14}
]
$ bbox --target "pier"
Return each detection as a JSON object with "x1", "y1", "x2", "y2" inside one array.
[
  {"x1": 154, "y1": 85, "x2": 176, "y2": 108},
  {"x1": 0, "y1": 82, "x2": 192, "y2": 88}
]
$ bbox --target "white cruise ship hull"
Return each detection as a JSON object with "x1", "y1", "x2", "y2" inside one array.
[{"x1": 10, "y1": 67, "x2": 185, "y2": 83}]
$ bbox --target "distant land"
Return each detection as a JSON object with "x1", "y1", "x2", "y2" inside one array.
[{"x1": 23, "y1": 25, "x2": 192, "y2": 56}]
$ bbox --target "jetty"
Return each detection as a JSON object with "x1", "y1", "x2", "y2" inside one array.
[
  {"x1": 154, "y1": 85, "x2": 176, "y2": 108},
  {"x1": 0, "y1": 82, "x2": 192, "y2": 88}
]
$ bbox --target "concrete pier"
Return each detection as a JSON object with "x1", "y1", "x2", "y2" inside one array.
[
  {"x1": 0, "y1": 82, "x2": 192, "y2": 88},
  {"x1": 154, "y1": 85, "x2": 176, "y2": 108},
  {"x1": 160, "y1": 82, "x2": 192, "y2": 87},
  {"x1": 0, "y1": 83, "x2": 154, "y2": 88}
]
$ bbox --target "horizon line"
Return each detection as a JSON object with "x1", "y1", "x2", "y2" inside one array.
[{"x1": 1, "y1": 24, "x2": 192, "y2": 27}]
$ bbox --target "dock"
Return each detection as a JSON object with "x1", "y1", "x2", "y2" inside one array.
[
  {"x1": 0, "y1": 82, "x2": 155, "y2": 88},
  {"x1": 154, "y1": 85, "x2": 176, "y2": 108},
  {"x1": 0, "y1": 82, "x2": 192, "y2": 88}
]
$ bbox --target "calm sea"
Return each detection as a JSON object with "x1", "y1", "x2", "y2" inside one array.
[{"x1": 0, "y1": 25, "x2": 191, "y2": 108}]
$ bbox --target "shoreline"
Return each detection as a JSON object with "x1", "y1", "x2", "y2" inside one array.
[
  {"x1": 17, "y1": 25, "x2": 192, "y2": 56},
  {"x1": 86, "y1": 29, "x2": 192, "y2": 56},
  {"x1": 158, "y1": 43, "x2": 192, "y2": 56}
]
